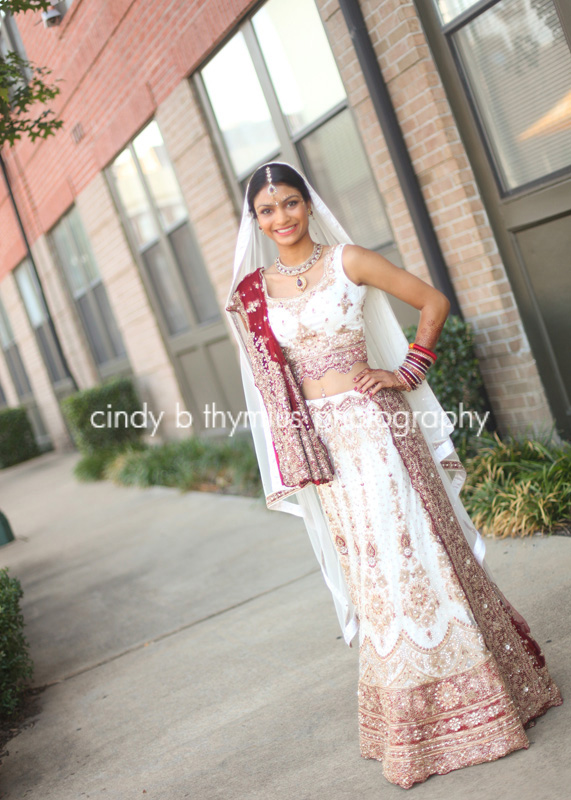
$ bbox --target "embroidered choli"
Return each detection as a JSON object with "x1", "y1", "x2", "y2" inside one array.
[{"x1": 262, "y1": 244, "x2": 368, "y2": 385}]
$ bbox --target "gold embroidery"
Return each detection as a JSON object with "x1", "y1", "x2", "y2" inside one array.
[{"x1": 305, "y1": 388, "x2": 561, "y2": 788}]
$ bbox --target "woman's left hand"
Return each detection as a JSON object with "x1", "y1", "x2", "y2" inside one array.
[{"x1": 353, "y1": 367, "x2": 403, "y2": 395}]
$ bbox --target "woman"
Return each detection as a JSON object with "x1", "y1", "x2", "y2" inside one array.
[{"x1": 225, "y1": 162, "x2": 561, "y2": 789}]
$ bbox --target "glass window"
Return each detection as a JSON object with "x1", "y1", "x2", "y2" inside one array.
[
  {"x1": 199, "y1": 0, "x2": 395, "y2": 253},
  {"x1": 201, "y1": 31, "x2": 281, "y2": 176},
  {"x1": 109, "y1": 149, "x2": 159, "y2": 249},
  {"x1": 14, "y1": 260, "x2": 69, "y2": 384},
  {"x1": 452, "y1": 0, "x2": 571, "y2": 190},
  {"x1": 436, "y1": 0, "x2": 479, "y2": 24},
  {"x1": 50, "y1": 207, "x2": 127, "y2": 367},
  {"x1": 301, "y1": 109, "x2": 393, "y2": 250},
  {"x1": 252, "y1": 0, "x2": 346, "y2": 134},
  {"x1": 133, "y1": 122, "x2": 187, "y2": 230},
  {"x1": 108, "y1": 121, "x2": 221, "y2": 337},
  {"x1": 0, "y1": 294, "x2": 33, "y2": 398}
]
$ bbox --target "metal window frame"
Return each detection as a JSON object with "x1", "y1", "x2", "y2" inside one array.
[{"x1": 438, "y1": 0, "x2": 571, "y2": 197}]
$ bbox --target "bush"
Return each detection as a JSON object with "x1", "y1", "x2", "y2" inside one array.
[
  {"x1": 0, "y1": 568, "x2": 33, "y2": 720},
  {"x1": 462, "y1": 433, "x2": 571, "y2": 537},
  {"x1": 104, "y1": 434, "x2": 262, "y2": 496},
  {"x1": 0, "y1": 407, "x2": 40, "y2": 469},
  {"x1": 73, "y1": 441, "x2": 148, "y2": 482},
  {"x1": 60, "y1": 377, "x2": 144, "y2": 455},
  {"x1": 404, "y1": 315, "x2": 490, "y2": 458}
]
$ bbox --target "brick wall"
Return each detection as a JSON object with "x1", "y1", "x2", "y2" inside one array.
[
  {"x1": 0, "y1": 0, "x2": 256, "y2": 278},
  {"x1": 316, "y1": 0, "x2": 554, "y2": 434}
]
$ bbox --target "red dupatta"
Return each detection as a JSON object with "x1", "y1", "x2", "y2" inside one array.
[{"x1": 226, "y1": 268, "x2": 334, "y2": 495}]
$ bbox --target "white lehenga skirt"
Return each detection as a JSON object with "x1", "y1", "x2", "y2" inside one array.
[{"x1": 305, "y1": 387, "x2": 561, "y2": 789}]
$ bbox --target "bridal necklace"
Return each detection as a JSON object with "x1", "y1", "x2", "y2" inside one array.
[{"x1": 275, "y1": 243, "x2": 323, "y2": 292}]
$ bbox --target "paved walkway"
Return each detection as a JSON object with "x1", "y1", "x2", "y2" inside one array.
[{"x1": 0, "y1": 452, "x2": 568, "y2": 799}]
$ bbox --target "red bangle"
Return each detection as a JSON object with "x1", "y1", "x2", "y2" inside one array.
[{"x1": 409, "y1": 342, "x2": 437, "y2": 361}]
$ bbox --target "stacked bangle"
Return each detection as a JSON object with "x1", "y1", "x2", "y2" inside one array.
[{"x1": 393, "y1": 343, "x2": 437, "y2": 391}]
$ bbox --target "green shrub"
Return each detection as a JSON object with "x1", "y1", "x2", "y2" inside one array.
[
  {"x1": 462, "y1": 433, "x2": 571, "y2": 537},
  {"x1": 404, "y1": 315, "x2": 489, "y2": 457},
  {"x1": 60, "y1": 377, "x2": 144, "y2": 455},
  {"x1": 105, "y1": 434, "x2": 262, "y2": 496},
  {"x1": 0, "y1": 568, "x2": 33, "y2": 719},
  {"x1": 0, "y1": 407, "x2": 40, "y2": 469},
  {"x1": 74, "y1": 441, "x2": 148, "y2": 482}
]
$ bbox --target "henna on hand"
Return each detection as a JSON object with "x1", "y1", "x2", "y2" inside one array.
[{"x1": 414, "y1": 315, "x2": 445, "y2": 352}]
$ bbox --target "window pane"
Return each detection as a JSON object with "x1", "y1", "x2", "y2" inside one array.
[
  {"x1": 202, "y1": 32, "x2": 280, "y2": 176},
  {"x1": 133, "y1": 122, "x2": 187, "y2": 231},
  {"x1": 454, "y1": 0, "x2": 571, "y2": 190},
  {"x1": 436, "y1": 0, "x2": 478, "y2": 24},
  {"x1": 110, "y1": 148, "x2": 159, "y2": 248},
  {"x1": 77, "y1": 294, "x2": 109, "y2": 365},
  {"x1": 0, "y1": 298, "x2": 15, "y2": 348},
  {"x1": 142, "y1": 243, "x2": 191, "y2": 335},
  {"x1": 67, "y1": 209, "x2": 101, "y2": 285},
  {"x1": 169, "y1": 223, "x2": 221, "y2": 325},
  {"x1": 5, "y1": 344, "x2": 32, "y2": 398},
  {"x1": 15, "y1": 261, "x2": 47, "y2": 327},
  {"x1": 301, "y1": 110, "x2": 393, "y2": 249},
  {"x1": 52, "y1": 218, "x2": 88, "y2": 295},
  {"x1": 253, "y1": 0, "x2": 346, "y2": 134},
  {"x1": 93, "y1": 283, "x2": 127, "y2": 359},
  {"x1": 36, "y1": 322, "x2": 67, "y2": 383}
]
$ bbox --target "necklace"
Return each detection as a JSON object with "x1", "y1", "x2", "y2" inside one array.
[{"x1": 275, "y1": 243, "x2": 323, "y2": 292}]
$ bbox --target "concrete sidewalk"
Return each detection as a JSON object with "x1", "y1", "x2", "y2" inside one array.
[{"x1": 0, "y1": 452, "x2": 568, "y2": 800}]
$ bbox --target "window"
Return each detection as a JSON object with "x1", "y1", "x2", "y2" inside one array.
[
  {"x1": 199, "y1": 0, "x2": 394, "y2": 252},
  {"x1": 436, "y1": 0, "x2": 571, "y2": 192},
  {"x1": 50, "y1": 207, "x2": 127, "y2": 370},
  {"x1": 107, "y1": 120, "x2": 221, "y2": 336},
  {"x1": 14, "y1": 260, "x2": 69, "y2": 385},
  {"x1": 0, "y1": 294, "x2": 49, "y2": 441},
  {"x1": 0, "y1": 296, "x2": 32, "y2": 399}
]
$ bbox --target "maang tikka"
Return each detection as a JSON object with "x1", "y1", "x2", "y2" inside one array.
[{"x1": 266, "y1": 165, "x2": 277, "y2": 196}]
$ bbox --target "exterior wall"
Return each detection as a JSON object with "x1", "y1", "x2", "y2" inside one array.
[
  {"x1": 0, "y1": 0, "x2": 557, "y2": 443},
  {"x1": 316, "y1": 0, "x2": 554, "y2": 434},
  {"x1": 0, "y1": 0, "x2": 255, "y2": 278},
  {"x1": 75, "y1": 173, "x2": 186, "y2": 439}
]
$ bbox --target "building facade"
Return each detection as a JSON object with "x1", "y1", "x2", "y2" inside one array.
[{"x1": 0, "y1": 0, "x2": 569, "y2": 451}]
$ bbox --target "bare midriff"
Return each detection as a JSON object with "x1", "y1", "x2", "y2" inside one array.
[{"x1": 300, "y1": 361, "x2": 371, "y2": 400}]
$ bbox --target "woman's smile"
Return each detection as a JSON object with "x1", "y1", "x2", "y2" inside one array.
[{"x1": 274, "y1": 223, "x2": 298, "y2": 236}]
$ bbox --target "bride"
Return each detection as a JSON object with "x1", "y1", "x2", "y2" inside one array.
[{"x1": 225, "y1": 162, "x2": 561, "y2": 789}]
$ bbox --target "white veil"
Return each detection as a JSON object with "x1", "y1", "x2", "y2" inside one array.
[{"x1": 225, "y1": 162, "x2": 488, "y2": 646}]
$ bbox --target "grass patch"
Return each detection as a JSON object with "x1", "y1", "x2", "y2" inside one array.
[{"x1": 462, "y1": 433, "x2": 571, "y2": 538}]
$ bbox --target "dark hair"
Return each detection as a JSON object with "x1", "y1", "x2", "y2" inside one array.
[{"x1": 247, "y1": 162, "x2": 310, "y2": 216}]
